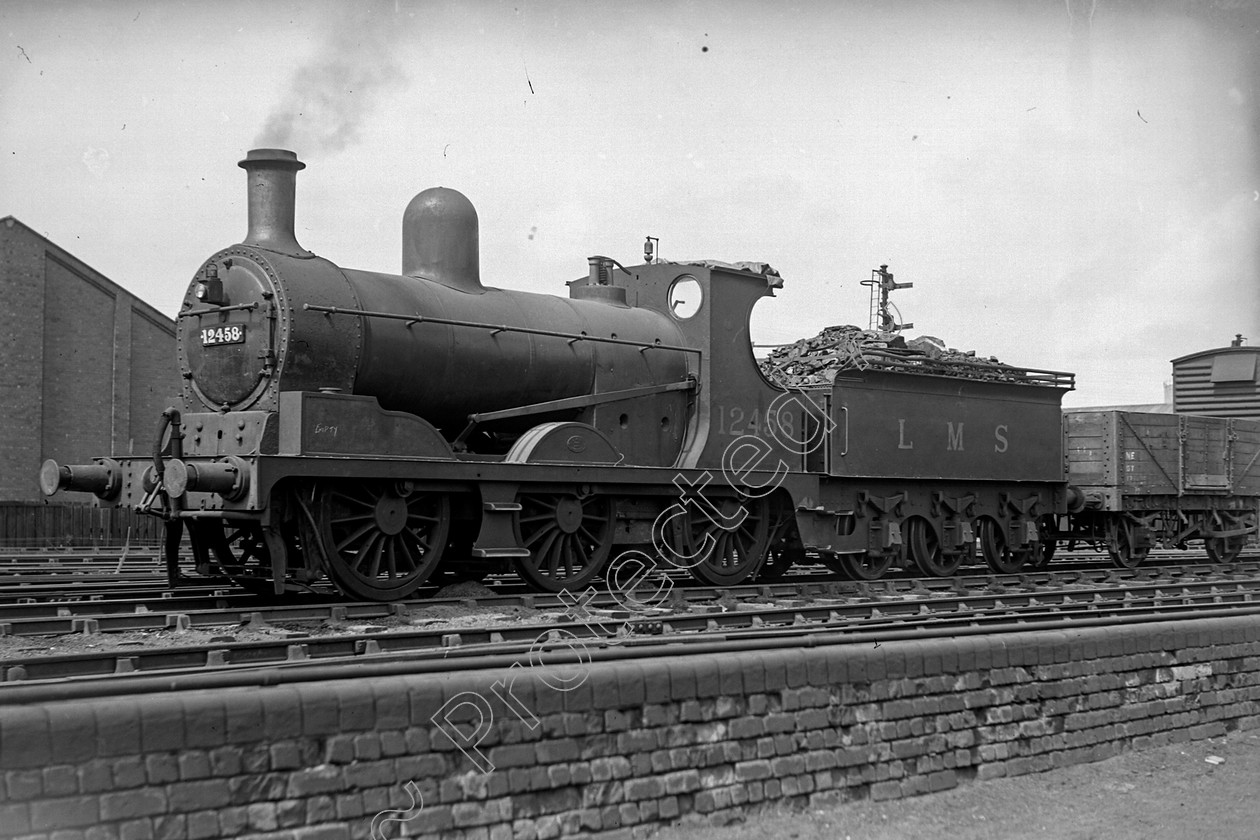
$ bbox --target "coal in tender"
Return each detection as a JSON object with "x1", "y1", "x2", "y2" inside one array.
[{"x1": 758, "y1": 325, "x2": 1022, "y2": 387}]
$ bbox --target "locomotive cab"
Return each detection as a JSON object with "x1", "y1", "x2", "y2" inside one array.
[{"x1": 570, "y1": 257, "x2": 797, "y2": 473}]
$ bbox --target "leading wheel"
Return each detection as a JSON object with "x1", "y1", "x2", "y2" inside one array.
[
  {"x1": 195, "y1": 520, "x2": 285, "y2": 597},
  {"x1": 980, "y1": 518, "x2": 1026, "y2": 574},
  {"x1": 666, "y1": 496, "x2": 771, "y2": 587},
  {"x1": 907, "y1": 517, "x2": 961, "y2": 577},
  {"x1": 202, "y1": 521, "x2": 266, "y2": 575},
  {"x1": 314, "y1": 481, "x2": 450, "y2": 601},
  {"x1": 513, "y1": 493, "x2": 614, "y2": 592}
]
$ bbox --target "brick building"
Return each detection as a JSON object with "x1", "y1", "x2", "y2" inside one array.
[{"x1": 0, "y1": 216, "x2": 179, "y2": 502}]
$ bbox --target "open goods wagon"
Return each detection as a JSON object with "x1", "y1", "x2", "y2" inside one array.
[{"x1": 1059, "y1": 410, "x2": 1260, "y2": 565}]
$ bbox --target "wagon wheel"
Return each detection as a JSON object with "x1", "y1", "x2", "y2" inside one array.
[
  {"x1": 1107, "y1": 519, "x2": 1148, "y2": 569},
  {"x1": 979, "y1": 518, "x2": 1026, "y2": 574},
  {"x1": 313, "y1": 481, "x2": 450, "y2": 601},
  {"x1": 907, "y1": 517, "x2": 961, "y2": 577},
  {"x1": 1205, "y1": 512, "x2": 1248, "y2": 563},
  {"x1": 666, "y1": 496, "x2": 771, "y2": 587},
  {"x1": 512, "y1": 493, "x2": 614, "y2": 592},
  {"x1": 838, "y1": 549, "x2": 895, "y2": 581},
  {"x1": 1205, "y1": 535, "x2": 1245, "y2": 564}
]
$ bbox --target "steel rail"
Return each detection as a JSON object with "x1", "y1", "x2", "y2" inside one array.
[
  {"x1": 3, "y1": 563, "x2": 1258, "y2": 634},
  {"x1": 3, "y1": 581, "x2": 1258, "y2": 687},
  {"x1": 0, "y1": 547, "x2": 1248, "y2": 592},
  {"x1": 1, "y1": 559, "x2": 1257, "y2": 629},
  {"x1": 0, "y1": 584, "x2": 233, "y2": 607},
  {"x1": 0, "y1": 591, "x2": 281, "y2": 621},
  {"x1": 4, "y1": 601, "x2": 1260, "y2": 705}
]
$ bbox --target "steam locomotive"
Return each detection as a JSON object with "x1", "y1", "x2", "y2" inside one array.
[{"x1": 40, "y1": 149, "x2": 1260, "y2": 600}]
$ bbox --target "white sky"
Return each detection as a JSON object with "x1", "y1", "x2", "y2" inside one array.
[{"x1": 3, "y1": 0, "x2": 1258, "y2": 407}]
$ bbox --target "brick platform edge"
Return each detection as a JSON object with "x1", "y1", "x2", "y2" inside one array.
[{"x1": 3, "y1": 614, "x2": 1260, "y2": 840}]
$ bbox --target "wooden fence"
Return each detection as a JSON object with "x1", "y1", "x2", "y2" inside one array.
[{"x1": 0, "y1": 502, "x2": 163, "y2": 548}]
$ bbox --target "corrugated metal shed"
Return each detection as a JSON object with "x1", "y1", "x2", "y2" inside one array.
[{"x1": 1171, "y1": 345, "x2": 1260, "y2": 419}]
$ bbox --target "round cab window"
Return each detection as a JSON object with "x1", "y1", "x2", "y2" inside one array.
[{"x1": 668, "y1": 276, "x2": 703, "y2": 319}]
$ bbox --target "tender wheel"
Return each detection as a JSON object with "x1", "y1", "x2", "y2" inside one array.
[
  {"x1": 315, "y1": 481, "x2": 450, "y2": 601},
  {"x1": 513, "y1": 493, "x2": 614, "y2": 592},
  {"x1": 908, "y1": 517, "x2": 961, "y2": 577},
  {"x1": 1107, "y1": 520, "x2": 1148, "y2": 569},
  {"x1": 1206, "y1": 535, "x2": 1244, "y2": 563},
  {"x1": 665, "y1": 496, "x2": 771, "y2": 587},
  {"x1": 980, "y1": 518, "x2": 1026, "y2": 574},
  {"x1": 839, "y1": 550, "x2": 894, "y2": 581}
]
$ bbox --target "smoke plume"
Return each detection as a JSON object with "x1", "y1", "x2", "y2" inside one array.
[{"x1": 254, "y1": 3, "x2": 405, "y2": 156}]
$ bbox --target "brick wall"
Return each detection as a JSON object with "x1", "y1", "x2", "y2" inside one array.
[
  {"x1": 0, "y1": 218, "x2": 177, "y2": 502},
  {"x1": 128, "y1": 310, "x2": 180, "y2": 457},
  {"x1": 0, "y1": 219, "x2": 47, "y2": 503},
  {"x1": 40, "y1": 252, "x2": 116, "y2": 470},
  {"x1": 1, "y1": 615, "x2": 1259, "y2": 840}
]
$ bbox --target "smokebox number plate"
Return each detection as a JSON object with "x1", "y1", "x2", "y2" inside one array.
[{"x1": 201, "y1": 325, "x2": 246, "y2": 347}]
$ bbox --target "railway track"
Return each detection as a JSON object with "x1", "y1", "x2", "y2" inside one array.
[
  {"x1": 0, "y1": 547, "x2": 164, "y2": 569},
  {"x1": 1, "y1": 555, "x2": 1256, "y2": 625},
  {"x1": 0, "y1": 545, "x2": 1251, "y2": 600},
  {"x1": 3, "y1": 557, "x2": 1258, "y2": 684}
]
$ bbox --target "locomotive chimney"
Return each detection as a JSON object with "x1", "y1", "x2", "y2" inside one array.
[
  {"x1": 402, "y1": 187, "x2": 484, "y2": 294},
  {"x1": 238, "y1": 148, "x2": 311, "y2": 257}
]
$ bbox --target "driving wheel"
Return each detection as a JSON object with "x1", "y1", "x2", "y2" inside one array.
[
  {"x1": 314, "y1": 481, "x2": 450, "y2": 601},
  {"x1": 665, "y1": 495, "x2": 771, "y2": 587},
  {"x1": 513, "y1": 492, "x2": 614, "y2": 592}
]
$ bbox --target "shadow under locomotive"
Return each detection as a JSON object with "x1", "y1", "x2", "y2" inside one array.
[{"x1": 40, "y1": 150, "x2": 1260, "y2": 600}]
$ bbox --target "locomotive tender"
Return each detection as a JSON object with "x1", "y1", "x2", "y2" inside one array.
[{"x1": 41, "y1": 149, "x2": 1259, "y2": 599}]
